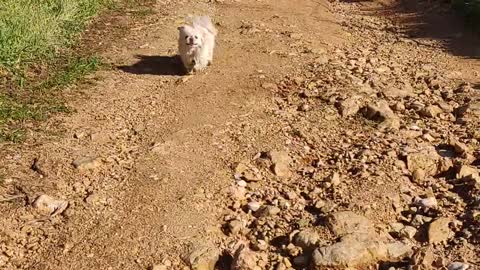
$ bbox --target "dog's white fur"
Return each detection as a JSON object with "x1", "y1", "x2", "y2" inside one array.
[{"x1": 178, "y1": 16, "x2": 217, "y2": 73}]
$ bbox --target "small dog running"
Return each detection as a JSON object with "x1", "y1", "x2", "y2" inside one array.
[{"x1": 177, "y1": 16, "x2": 217, "y2": 74}]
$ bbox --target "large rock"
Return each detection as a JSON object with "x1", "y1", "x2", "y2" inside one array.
[
  {"x1": 313, "y1": 211, "x2": 412, "y2": 268},
  {"x1": 428, "y1": 217, "x2": 454, "y2": 244},
  {"x1": 336, "y1": 96, "x2": 362, "y2": 117},
  {"x1": 456, "y1": 165, "x2": 480, "y2": 184},
  {"x1": 231, "y1": 243, "x2": 259, "y2": 270},
  {"x1": 327, "y1": 211, "x2": 374, "y2": 236},
  {"x1": 294, "y1": 229, "x2": 321, "y2": 250},
  {"x1": 186, "y1": 242, "x2": 220, "y2": 270},
  {"x1": 312, "y1": 233, "x2": 411, "y2": 268},
  {"x1": 406, "y1": 146, "x2": 440, "y2": 177}
]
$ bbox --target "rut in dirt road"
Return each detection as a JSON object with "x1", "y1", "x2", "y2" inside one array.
[{"x1": 1, "y1": 0, "x2": 480, "y2": 269}]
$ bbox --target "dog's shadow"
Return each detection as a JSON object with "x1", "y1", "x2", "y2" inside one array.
[{"x1": 118, "y1": 54, "x2": 186, "y2": 76}]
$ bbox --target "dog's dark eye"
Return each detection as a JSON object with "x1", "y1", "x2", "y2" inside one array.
[{"x1": 194, "y1": 36, "x2": 198, "y2": 39}]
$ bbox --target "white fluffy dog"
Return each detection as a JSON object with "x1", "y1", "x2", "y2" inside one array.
[{"x1": 178, "y1": 16, "x2": 217, "y2": 73}]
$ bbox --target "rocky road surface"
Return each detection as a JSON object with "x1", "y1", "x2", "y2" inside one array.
[{"x1": 0, "y1": 0, "x2": 479, "y2": 269}]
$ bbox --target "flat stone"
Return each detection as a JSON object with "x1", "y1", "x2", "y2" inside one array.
[
  {"x1": 294, "y1": 229, "x2": 320, "y2": 250},
  {"x1": 186, "y1": 242, "x2": 219, "y2": 270},
  {"x1": 72, "y1": 156, "x2": 101, "y2": 170},
  {"x1": 428, "y1": 217, "x2": 453, "y2": 244},
  {"x1": 327, "y1": 211, "x2": 374, "y2": 236}
]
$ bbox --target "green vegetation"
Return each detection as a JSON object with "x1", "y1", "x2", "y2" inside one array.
[
  {"x1": 0, "y1": 0, "x2": 109, "y2": 142},
  {"x1": 0, "y1": 0, "x2": 106, "y2": 79},
  {"x1": 452, "y1": 0, "x2": 480, "y2": 29}
]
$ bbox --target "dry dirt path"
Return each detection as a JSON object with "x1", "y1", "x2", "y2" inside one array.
[
  {"x1": 1, "y1": 0, "x2": 480, "y2": 269},
  {"x1": 0, "y1": 0, "x2": 345, "y2": 269}
]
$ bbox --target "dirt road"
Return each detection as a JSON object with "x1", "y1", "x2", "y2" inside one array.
[{"x1": 1, "y1": 0, "x2": 479, "y2": 269}]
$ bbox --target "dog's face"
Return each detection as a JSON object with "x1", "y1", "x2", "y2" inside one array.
[{"x1": 178, "y1": 25, "x2": 204, "y2": 48}]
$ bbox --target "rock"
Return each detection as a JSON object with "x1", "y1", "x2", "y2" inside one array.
[
  {"x1": 33, "y1": 195, "x2": 68, "y2": 216},
  {"x1": 234, "y1": 161, "x2": 262, "y2": 182},
  {"x1": 248, "y1": 201, "x2": 261, "y2": 212},
  {"x1": 229, "y1": 220, "x2": 244, "y2": 235},
  {"x1": 389, "y1": 222, "x2": 405, "y2": 233},
  {"x1": 312, "y1": 232, "x2": 411, "y2": 268},
  {"x1": 456, "y1": 165, "x2": 480, "y2": 183},
  {"x1": 294, "y1": 229, "x2": 320, "y2": 250},
  {"x1": 449, "y1": 138, "x2": 470, "y2": 155},
  {"x1": 327, "y1": 172, "x2": 341, "y2": 186},
  {"x1": 420, "y1": 105, "x2": 443, "y2": 118},
  {"x1": 411, "y1": 169, "x2": 426, "y2": 184},
  {"x1": 268, "y1": 151, "x2": 292, "y2": 178},
  {"x1": 362, "y1": 100, "x2": 400, "y2": 131},
  {"x1": 72, "y1": 156, "x2": 101, "y2": 170},
  {"x1": 448, "y1": 262, "x2": 470, "y2": 270},
  {"x1": 186, "y1": 242, "x2": 220, "y2": 270},
  {"x1": 415, "y1": 197, "x2": 438, "y2": 209},
  {"x1": 272, "y1": 163, "x2": 291, "y2": 178},
  {"x1": 31, "y1": 157, "x2": 47, "y2": 177},
  {"x1": 327, "y1": 211, "x2": 374, "y2": 236},
  {"x1": 85, "y1": 193, "x2": 103, "y2": 205},
  {"x1": 256, "y1": 205, "x2": 281, "y2": 217},
  {"x1": 399, "y1": 226, "x2": 417, "y2": 239},
  {"x1": 382, "y1": 82, "x2": 414, "y2": 98},
  {"x1": 411, "y1": 247, "x2": 434, "y2": 269},
  {"x1": 406, "y1": 148, "x2": 440, "y2": 177},
  {"x1": 336, "y1": 96, "x2": 361, "y2": 117},
  {"x1": 428, "y1": 217, "x2": 453, "y2": 244},
  {"x1": 231, "y1": 243, "x2": 259, "y2": 270}
]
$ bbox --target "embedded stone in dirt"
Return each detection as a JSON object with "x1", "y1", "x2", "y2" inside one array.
[
  {"x1": 312, "y1": 232, "x2": 411, "y2": 268},
  {"x1": 255, "y1": 205, "x2": 281, "y2": 218},
  {"x1": 312, "y1": 211, "x2": 412, "y2": 268},
  {"x1": 72, "y1": 156, "x2": 101, "y2": 170},
  {"x1": 33, "y1": 195, "x2": 68, "y2": 216},
  {"x1": 456, "y1": 165, "x2": 480, "y2": 183},
  {"x1": 420, "y1": 105, "x2": 443, "y2": 118},
  {"x1": 186, "y1": 242, "x2": 220, "y2": 270},
  {"x1": 268, "y1": 151, "x2": 292, "y2": 178},
  {"x1": 362, "y1": 100, "x2": 400, "y2": 131},
  {"x1": 327, "y1": 211, "x2": 374, "y2": 236},
  {"x1": 336, "y1": 96, "x2": 361, "y2": 117},
  {"x1": 406, "y1": 148, "x2": 440, "y2": 177},
  {"x1": 381, "y1": 82, "x2": 415, "y2": 98},
  {"x1": 448, "y1": 262, "x2": 470, "y2": 270},
  {"x1": 428, "y1": 217, "x2": 454, "y2": 244},
  {"x1": 234, "y1": 161, "x2": 263, "y2": 182},
  {"x1": 293, "y1": 229, "x2": 320, "y2": 250},
  {"x1": 449, "y1": 138, "x2": 470, "y2": 155},
  {"x1": 231, "y1": 243, "x2": 260, "y2": 270}
]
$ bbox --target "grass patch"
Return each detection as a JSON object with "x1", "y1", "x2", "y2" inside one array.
[
  {"x1": 0, "y1": 56, "x2": 100, "y2": 142},
  {"x1": 0, "y1": 0, "x2": 110, "y2": 142},
  {"x1": 0, "y1": 0, "x2": 108, "y2": 80},
  {"x1": 0, "y1": 0, "x2": 157, "y2": 143}
]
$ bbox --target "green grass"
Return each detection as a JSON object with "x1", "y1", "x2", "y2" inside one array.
[
  {"x1": 0, "y1": 0, "x2": 156, "y2": 143},
  {"x1": 0, "y1": 0, "x2": 109, "y2": 142},
  {"x1": 0, "y1": 0, "x2": 107, "y2": 79},
  {"x1": 0, "y1": 56, "x2": 100, "y2": 142}
]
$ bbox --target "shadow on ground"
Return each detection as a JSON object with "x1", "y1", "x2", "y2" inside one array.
[
  {"x1": 118, "y1": 54, "x2": 185, "y2": 76},
  {"x1": 350, "y1": 0, "x2": 480, "y2": 59}
]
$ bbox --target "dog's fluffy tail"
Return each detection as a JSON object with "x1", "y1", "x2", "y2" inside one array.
[{"x1": 191, "y1": 15, "x2": 218, "y2": 36}]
